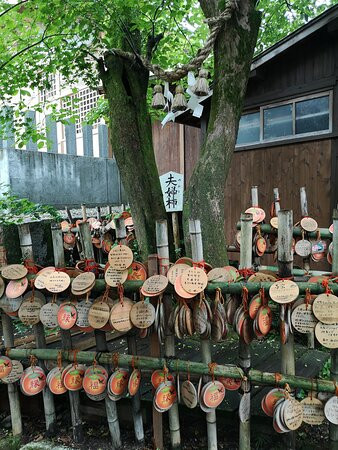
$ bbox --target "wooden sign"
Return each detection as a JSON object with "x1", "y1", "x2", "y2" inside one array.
[
  {"x1": 6, "y1": 277, "x2": 28, "y2": 299},
  {"x1": 76, "y1": 300, "x2": 91, "y2": 328},
  {"x1": 245, "y1": 207, "x2": 265, "y2": 223},
  {"x1": 295, "y1": 239, "x2": 312, "y2": 257},
  {"x1": 202, "y1": 381, "x2": 225, "y2": 409},
  {"x1": 141, "y1": 275, "x2": 168, "y2": 296},
  {"x1": 180, "y1": 267, "x2": 208, "y2": 295},
  {"x1": 154, "y1": 381, "x2": 177, "y2": 412},
  {"x1": 47, "y1": 367, "x2": 67, "y2": 395},
  {"x1": 130, "y1": 301, "x2": 155, "y2": 329},
  {"x1": 108, "y1": 245, "x2": 133, "y2": 270},
  {"x1": 88, "y1": 301, "x2": 110, "y2": 329},
  {"x1": 269, "y1": 280, "x2": 299, "y2": 304},
  {"x1": 72, "y1": 272, "x2": 95, "y2": 293},
  {"x1": 127, "y1": 262, "x2": 147, "y2": 281},
  {"x1": 57, "y1": 304, "x2": 77, "y2": 330},
  {"x1": 301, "y1": 397, "x2": 325, "y2": 425},
  {"x1": 128, "y1": 369, "x2": 141, "y2": 397},
  {"x1": 0, "y1": 356, "x2": 12, "y2": 379},
  {"x1": 18, "y1": 299, "x2": 41, "y2": 325},
  {"x1": 291, "y1": 303, "x2": 318, "y2": 333},
  {"x1": 1, "y1": 360, "x2": 23, "y2": 384},
  {"x1": 20, "y1": 366, "x2": 46, "y2": 396},
  {"x1": 108, "y1": 369, "x2": 129, "y2": 396},
  {"x1": 63, "y1": 365, "x2": 85, "y2": 391},
  {"x1": 105, "y1": 267, "x2": 128, "y2": 287},
  {"x1": 44, "y1": 272, "x2": 70, "y2": 294},
  {"x1": 39, "y1": 303, "x2": 59, "y2": 328},
  {"x1": 325, "y1": 396, "x2": 338, "y2": 425},
  {"x1": 159, "y1": 171, "x2": 184, "y2": 212},
  {"x1": 34, "y1": 268, "x2": 55, "y2": 290},
  {"x1": 270, "y1": 217, "x2": 278, "y2": 229},
  {"x1": 315, "y1": 322, "x2": 338, "y2": 348},
  {"x1": 174, "y1": 276, "x2": 195, "y2": 299},
  {"x1": 283, "y1": 399, "x2": 303, "y2": 430},
  {"x1": 167, "y1": 264, "x2": 190, "y2": 285},
  {"x1": 313, "y1": 293, "x2": 338, "y2": 324},
  {"x1": 0, "y1": 295, "x2": 23, "y2": 314},
  {"x1": 1, "y1": 264, "x2": 28, "y2": 280},
  {"x1": 207, "y1": 267, "x2": 232, "y2": 283},
  {"x1": 109, "y1": 298, "x2": 134, "y2": 332},
  {"x1": 301, "y1": 217, "x2": 318, "y2": 232},
  {"x1": 181, "y1": 380, "x2": 198, "y2": 409}
]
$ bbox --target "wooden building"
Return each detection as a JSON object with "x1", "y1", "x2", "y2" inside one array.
[{"x1": 152, "y1": 5, "x2": 338, "y2": 249}]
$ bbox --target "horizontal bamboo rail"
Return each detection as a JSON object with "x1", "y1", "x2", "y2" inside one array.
[
  {"x1": 5, "y1": 348, "x2": 335, "y2": 394},
  {"x1": 236, "y1": 223, "x2": 332, "y2": 240}
]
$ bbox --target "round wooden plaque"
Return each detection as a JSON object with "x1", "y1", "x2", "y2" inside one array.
[
  {"x1": 270, "y1": 217, "x2": 278, "y2": 229},
  {"x1": 301, "y1": 397, "x2": 325, "y2": 425},
  {"x1": 39, "y1": 303, "x2": 59, "y2": 328},
  {"x1": 142, "y1": 275, "x2": 168, "y2": 296},
  {"x1": 1, "y1": 360, "x2": 23, "y2": 384},
  {"x1": 283, "y1": 399, "x2": 303, "y2": 430},
  {"x1": 174, "y1": 276, "x2": 195, "y2": 299},
  {"x1": 207, "y1": 267, "x2": 232, "y2": 283},
  {"x1": 108, "y1": 245, "x2": 133, "y2": 270},
  {"x1": 203, "y1": 381, "x2": 225, "y2": 409},
  {"x1": 44, "y1": 272, "x2": 70, "y2": 294},
  {"x1": 0, "y1": 295, "x2": 23, "y2": 314},
  {"x1": 315, "y1": 322, "x2": 338, "y2": 348},
  {"x1": 72, "y1": 272, "x2": 95, "y2": 292},
  {"x1": 325, "y1": 396, "x2": 338, "y2": 424},
  {"x1": 155, "y1": 381, "x2": 177, "y2": 411},
  {"x1": 1, "y1": 264, "x2": 28, "y2": 280},
  {"x1": 18, "y1": 299, "x2": 41, "y2": 325},
  {"x1": 130, "y1": 301, "x2": 155, "y2": 329},
  {"x1": 295, "y1": 239, "x2": 312, "y2": 257},
  {"x1": 6, "y1": 278, "x2": 28, "y2": 299},
  {"x1": 0, "y1": 356, "x2": 12, "y2": 379},
  {"x1": 269, "y1": 280, "x2": 299, "y2": 304},
  {"x1": 301, "y1": 217, "x2": 318, "y2": 233},
  {"x1": 127, "y1": 262, "x2": 147, "y2": 281},
  {"x1": 57, "y1": 303, "x2": 77, "y2": 329},
  {"x1": 105, "y1": 267, "x2": 128, "y2": 287},
  {"x1": 109, "y1": 298, "x2": 134, "y2": 332},
  {"x1": 181, "y1": 380, "x2": 198, "y2": 409},
  {"x1": 128, "y1": 369, "x2": 141, "y2": 397},
  {"x1": 34, "y1": 268, "x2": 55, "y2": 290},
  {"x1": 88, "y1": 301, "x2": 110, "y2": 328},
  {"x1": 313, "y1": 293, "x2": 338, "y2": 324},
  {"x1": 180, "y1": 267, "x2": 208, "y2": 295},
  {"x1": 167, "y1": 264, "x2": 190, "y2": 285},
  {"x1": 245, "y1": 207, "x2": 265, "y2": 224},
  {"x1": 291, "y1": 303, "x2": 318, "y2": 333},
  {"x1": 76, "y1": 300, "x2": 91, "y2": 328}
]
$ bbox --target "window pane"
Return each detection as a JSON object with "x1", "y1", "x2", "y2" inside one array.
[
  {"x1": 263, "y1": 104, "x2": 293, "y2": 140},
  {"x1": 236, "y1": 112, "x2": 260, "y2": 145},
  {"x1": 295, "y1": 96, "x2": 329, "y2": 134}
]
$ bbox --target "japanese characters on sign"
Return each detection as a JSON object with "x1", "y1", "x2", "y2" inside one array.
[{"x1": 159, "y1": 171, "x2": 184, "y2": 212}]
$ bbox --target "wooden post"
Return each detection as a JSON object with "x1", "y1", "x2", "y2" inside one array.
[
  {"x1": 251, "y1": 186, "x2": 260, "y2": 269},
  {"x1": 171, "y1": 213, "x2": 181, "y2": 255},
  {"x1": 156, "y1": 220, "x2": 181, "y2": 449},
  {"x1": 239, "y1": 213, "x2": 253, "y2": 450},
  {"x1": 277, "y1": 210, "x2": 296, "y2": 449},
  {"x1": 300, "y1": 187, "x2": 315, "y2": 349},
  {"x1": 51, "y1": 223, "x2": 84, "y2": 443},
  {"x1": 81, "y1": 204, "x2": 87, "y2": 221},
  {"x1": 189, "y1": 219, "x2": 217, "y2": 450},
  {"x1": 115, "y1": 218, "x2": 144, "y2": 445},
  {"x1": 17, "y1": 223, "x2": 56, "y2": 434},
  {"x1": 78, "y1": 221, "x2": 94, "y2": 260},
  {"x1": 330, "y1": 209, "x2": 338, "y2": 448},
  {"x1": 273, "y1": 188, "x2": 281, "y2": 214}
]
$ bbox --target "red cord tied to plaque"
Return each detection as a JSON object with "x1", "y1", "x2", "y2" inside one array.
[
  {"x1": 24, "y1": 259, "x2": 38, "y2": 274},
  {"x1": 259, "y1": 287, "x2": 267, "y2": 306},
  {"x1": 274, "y1": 372, "x2": 282, "y2": 387},
  {"x1": 208, "y1": 362, "x2": 217, "y2": 383},
  {"x1": 158, "y1": 256, "x2": 170, "y2": 276},
  {"x1": 117, "y1": 283, "x2": 124, "y2": 306},
  {"x1": 322, "y1": 278, "x2": 332, "y2": 296},
  {"x1": 84, "y1": 258, "x2": 99, "y2": 275},
  {"x1": 113, "y1": 352, "x2": 119, "y2": 370},
  {"x1": 242, "y1": 286, "x2": 249, "y2": 313},
  {"x1": 305, "y1": 288, "x2": 311, "y2": 310},
  {"x1": 193, "y1": 259, "x2": 206, "y2": 270},
  {"x1": 238, "y1": 268, "x2": 255, "y2": 280}
]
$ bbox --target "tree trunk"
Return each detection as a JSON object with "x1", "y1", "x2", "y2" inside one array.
[
  {"x1": 101, "y1": 54, "x2": 166, "y2": 259},
  {"x1": 184, "y1": 0, "x2": 261, "y2": 266}
]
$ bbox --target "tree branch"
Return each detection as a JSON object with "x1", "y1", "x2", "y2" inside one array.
[
  {"x1": 0, "y1": 0, "x2": 29, "y2": 19},
  {"x1": 199, "y1": 0, "x2": 218, "y2": 18},
  {"x1": 146, "y1": 32, "x2": 164, "y2": 61}
]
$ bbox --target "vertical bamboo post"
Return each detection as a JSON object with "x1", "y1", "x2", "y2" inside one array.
[
  {"x1": 273, "y1": 188, "x2": 281, "y2": 214},
  {"x1": 81, "y1": 204, "x2": 87, "y2": 221},
  {"x1": 251, "y1": 186, "x2": 260, "y2": 269},
  {"x1": 156, "y1": 219, "x2": 181, "y2": 449},
  {"x1": 171, "y1": 213, "x2": 181, "y2": 255},
  {"x1": 300, "y1": 187, "x2": 315, "y2": 349},
  {"x1": 239, "y1": 213, "x2": 253, "y2": 450},
  {"x1": 115, "y1": 218, "x2": 144, "y2": 444},
  {"x1": 78, "y1": 221, "x2": 95, "y2": 260},
  {"x1": 189, "y1": 219, "x2": 217, "y2": 450},
  {"x1": 330, "y1": 209, "x2": 338, "y2": 447},
  {"x1": 278, "y1": 210, "x2": 296, "y2": 450},
  {"x1": 51, "y1": 223, "x2": 84, "y2": 443},
  {"x1": 17, "y1": 223, "x2": 56, "y2": 434}
]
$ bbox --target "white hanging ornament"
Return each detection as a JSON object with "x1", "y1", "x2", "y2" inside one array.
[
  {"x1": 172, "y1": 85, "x2": 187, "y2": 112},
  {"x1": 192, "y1": 69, "x2": 209, "y2": 97},
  {"x1": 151, "y1": 84, "x2": 166, "y2": 110}
]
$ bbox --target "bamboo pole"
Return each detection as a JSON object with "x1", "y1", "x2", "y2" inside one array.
[
  {"x1": 115, "y1": 217, "x2": 144, "y2": 445},
  {"x1": 330, "y1": 209, "x2": 338, "y2": 448},
  {"x1": 277, "y1": 210, "x2": 296, "y2": 449},
  {"x1": 251, "y1": 187, "x2": 260, "y2": 270},
  {"x1": 189, "y1": 219, "x2": 217, "y2": 450},
  {"x1": 156, "y1": 219, "x2": 181, "y2": 450},
  {"x1": 51, "y1": 223, "x2": 84, "y2": 444},
  {"x1": 258, "y1": 265, "x2": 329, "y2": 277},
  {"x1": 171, "y1": 212, "x2": 181, "y2": 255},
  {"x1": 236, "y1": 223, "x2": 332, "y2": 240},
  {"x1": 273, "y1": 188, "x2": 281, "y2": 214},
  {"x1": 78, "y1": 221, "x2": 94, "y2": 260},
  {"x1": 300, "y1": 187, "x2": 315, "y2": 349},
  {"x1": 6, "y1": 348, "x2": 337, "y2": 394},
  {"x1": 81, "y1": 204, "x2": 87, "y2": 221},
  {"x1": 17, "y1": 223, "x2": 56, "y2": 434},
  {"x1": 239, "y1": 213, "x2": 253, "y2": 450}
]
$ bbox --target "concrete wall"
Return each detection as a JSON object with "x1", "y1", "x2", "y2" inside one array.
[{"x1": 0, "y1": 148, "x2": 126, "y2": 207}]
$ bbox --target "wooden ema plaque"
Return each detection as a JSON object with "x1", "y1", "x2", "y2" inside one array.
[
  {"x1": 167, "y1": 264, "x2": 190, "y2": 285},
  {"x1": 283, "y1": 399, "x2": 303, "y2": 430},
  {"x1": 300, "y1": 217, "x2": 318, "y2": 233},
  {"x1": 18, "y1": 299, "x2": 41, "y2": 325},
  {"x1": 245, "y1": 207, "x2": 265, "y2": 223},
  {"x1": 154, "y1": 381, "x2": 177, "y2": 412},
  {"x1": 269, "y1": 280, "x2": 299, "y2": 304},
  {"x1": 291, "y1": 303, "x2": 318, "y2": 333},
  {"x1": 57, "y1": 303, "x2": 77, "y2": 329},
  {"x1": 141, "y1": 275, "x2": 168, "y2": 296},
  {"x1": 315, "y1": 322, "x2": 338, "y2": 348},
  {"x1": 180, "y1": 267, "x2": 208, "y2": 295},
  {"x1": 88, "y1": 300, "x2": 110, "y2": 329},
  {"x1": 325, "y1": 396, "x2": 338, "y2": 425},
  {"x1": 1, "y1": 360, "x2": 23, "y2": 384},
  {"x1": 270, "y1": 217, "x2": 278, "y2": 229},
  {"x1": 128, "y1": 369, "x2": 141, "y2": 396},
  {"x1": 0, "y1": 276, "x2": 5, "y2": 298},
  {"x1": 301, "y1": 397, "x2": 325, "y2": 425},
  {"x1": 76, "y1": 300, "x2": 91, "y2": 328},
  {"x1": 1, "y1": 264, "x2": 28, "y2": 280},
  {"x1": 6, "y1": 277, "x2": 28, "y2": 299},
  {"x1": 313, "y1": 293, "x2": 338, "y2": 324},
  {"x1": 105, "y1": 267, "x2": 128, "y2": 287},
  {"x1": 39, "y1": 302, "x2": 59, "y2": 328},
  {"x1": 130, "y1": 301, "x2": 155, "y2": 329},
  {"x1": 34, "y1": 268, "x2": 55, "y2": 290},
  {"x1": 127, "y1": 262, "x2": 147, "y2": 281},
  {"x1": 181, "y1": 380, "x2": 198, "y2": 409},
  {"x1": 108, "y1": 245, "x2": 133, "y2": 270},
  {"x1": 207, "y1": 267, "x2": 232, "y2": 283},
  {"x1": 0, "y1": 356, "x2": 12, "y2": 379},
  {"x1": 295, "y1": 239, "x2": 312, "y2": 257},
  {"x1": 0, "y1": 296, "x2": 23, "y2": 314},
  {"x1": 109, "y1": 298, "x2": 134, "y2": 332},
  {"x1": 72, "y1": 272, "x2": 95, "y2": 292},
  {"x1": 202, "y1": 381, "x2": 225, "y2": 409},
  {"x1": 44, "y1": 271, "x2": 70, "y2": 294}
]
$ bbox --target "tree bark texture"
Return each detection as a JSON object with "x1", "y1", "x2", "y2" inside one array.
[
  {"x1": 184, "y1": 0, "x2": 261, "y2": 266},
  {"x1": 101, "y1": 54, "x2": 166, "y2": 259}
]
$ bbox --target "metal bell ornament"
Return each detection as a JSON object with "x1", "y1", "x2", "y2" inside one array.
[
  {"x1": 193, "y1": 68, "x2": 209, "y2": 97},
  {"x1": 172, "y1": 85, "x2": 187, "y2": 112},
  {"x1": 151, "y1": 84, "x2": 166, "y2": 110}
]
